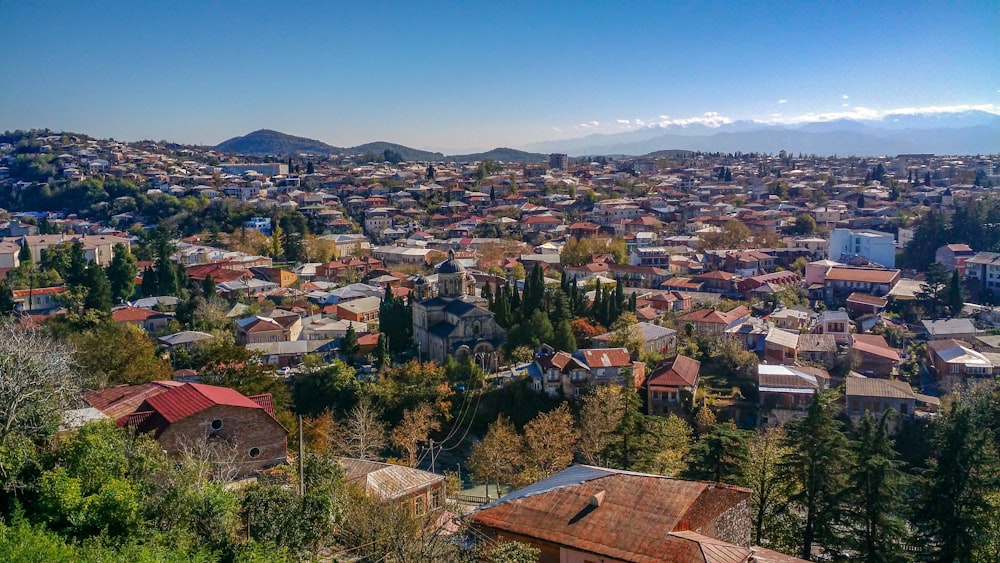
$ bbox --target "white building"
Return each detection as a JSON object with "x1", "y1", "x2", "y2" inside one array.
[{"x1": 828, "y1": 229, "x2": 896, "y2": 268}]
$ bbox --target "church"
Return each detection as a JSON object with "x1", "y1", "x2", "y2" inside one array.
[{"x1": 412, "y1": 250, "x2": 505, "y2": 366}]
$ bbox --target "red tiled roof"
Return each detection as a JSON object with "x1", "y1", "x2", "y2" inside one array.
[
  {"x1": 111, "y1": 306, "x2": 161, "y2": 323},
  {"x1": 248, "y1": 393, "x2": 275, "y2": 417},
  {"x1": 142, "y1": 383, "x2": 264, "y2": 423},
  {"x1": 472, "y1": 465, "x2": 751, "y2": 563},
  {"x1": 11, "y1": 286, "x2": 67, "y2": 298},
  {"x1": 580, "y1": 348, "x2": 632, "y2": 368},
  {"x1": 648, "y1": 355, "x2": 701, "y2": 389},
  {"x1": 824, "y1": 267, "x2": 899, "y2": 283}
]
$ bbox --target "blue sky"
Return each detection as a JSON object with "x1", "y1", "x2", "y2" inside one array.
[{"x1": 1, "y1": 1, "x2": 997, "y2": 151}]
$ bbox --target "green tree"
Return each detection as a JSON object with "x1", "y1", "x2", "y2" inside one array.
[
  {"x1": 82, "y1": 262, "x2": 113, "y2": 312},
  {"x1": 782, "y1": 390, "x2": 852, "y2": 560},
  {"x1": 845, "y1": 412, "x2": 911, "y2": 563},
  {"x1": 341, "y1": 324, "x2": 359, "y2": 359},
  {"x1": 919, "y1": 397, "x2": 997, "y2": 562},
  {"x1": 106, "y1": 244, "x2": 138, "y2": 303},
  {"x1": 551, "y1": 319, "x2": 577, "y2": 352},
  {"x1": 71, "y1": 322, "x2": 173, "y2": 387},
  {"x1": 740, "y1": 426, "x2": 798, "y2": 549},
  {"x1": 916, "y1": 262, "x2": 951, "y2": 317},
  {"x1": 947, "y1": 268, "x2": 964, "y2": 317},
  {"x1": 16, "y1": 243, "x2": 32, "y2": 270},
  {"x1": 793, "y1": 213, "x2": 817, "y2": 235},
  {"x1": 687, "y1": 422, "x2": 751, "y2": 483},
  {"x1": 140, "y1": 266, "x2": 158, "y2": 297}
]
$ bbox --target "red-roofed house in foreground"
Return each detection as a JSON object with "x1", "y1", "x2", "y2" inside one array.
[
  {"x1": 84, "y1": 382, "x2": 287, "y2": 477},
  {"x1": 470, "y1": 464, "x2": 806, "y2": 563}
]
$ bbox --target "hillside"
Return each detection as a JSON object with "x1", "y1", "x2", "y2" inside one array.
[
  {"x1": 447, "y1": 147, "x2": 547, "y2": 163},
  {"x1": 215, "y1": 129, "x2": 341, "y2": 156},
  {"x1": 349, "y1": 141, "x2": 444, "y2": 162}
]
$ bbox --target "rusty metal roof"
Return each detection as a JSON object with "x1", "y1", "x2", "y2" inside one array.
[
  {"x1": 339, "y1": 458, "x2": 444, "y2": 501},
  {"x1": 471, "y1": 465, "x2": 751, "y2": 563},
  {"x1": 83, "y1": 381, "x2": 184, "y2": 420}
]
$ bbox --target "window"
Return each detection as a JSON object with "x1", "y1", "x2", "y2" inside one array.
[
  {"x1": 431, "y1": 488, "x2": 443, "y2": 510},
  {"x1": 414, "y1": 496, "x2": 426, "y2": 516},
  {"x1": 652, "y1": 391, "x2": 661, "y2": 400},
  {"x1": 210, "y1": 419, "x2": 223, "y2": 431},
  {"x1": 248, "y1": 447, "x2": 261, "y2": 459}
]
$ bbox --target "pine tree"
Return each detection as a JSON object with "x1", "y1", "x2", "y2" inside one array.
[
  {"x1": 482, "y1": 281, "x2": 493, "y2": 307},
  {"x1": 846, "y1": 412, "x2": 910, "y2": 563},
  {"x1": 140, "y1": 266, "x2": 158, "y2": 297},
  {"x1": 106, "y1": 243, "x2": 137, "y2": 303},
  {"x1": 0, "y1": 281, "x2": 14, "y2": 315},
  {"x1": 82, "y1": 262, "x2": 113, "y2": 312},
  {"x1": 341, "y1": 324, "x2": 359, "y2": 359},
  {"x1": 947, "y1": 269, "x2": 964, "y2": 316},
  {"x1": 17, "y1": 242, "x2": 32, "y2": 269},
  {"x1": 919, "y1": 399, "x2": 997, "y2": 562},
  {"x1": 375, "y1": 333, "x2": 390, "y2": 370},
  {"x1": 687, "y1": 422, "x2": 751, "y2": 483},
  {"x1": 552, "y1": 319, "x2": 577, "y2": 352},
  {"x1": 201, "y1": 274, "x2": 216, "y2": 297},
  {"x1": 781, "y1": 390, "x2": 852, "y2": 560}
]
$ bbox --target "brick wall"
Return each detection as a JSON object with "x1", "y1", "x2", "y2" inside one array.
[{"x1": 158, "y1": 404, "x2": 287, "y2": 477}]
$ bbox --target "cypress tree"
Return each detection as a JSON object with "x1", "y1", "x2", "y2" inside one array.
[
  {"x1": 82, "y1": 262, "x2": 113, "y2": 312},
  {"x1": 140, "y1": 266, "x2": 159, "y2": 297}
]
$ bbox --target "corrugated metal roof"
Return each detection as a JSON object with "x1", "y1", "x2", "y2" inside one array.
[
  {"x1": 144, "y1": 383, "x2": 264, "y2": 423},
  {"x1": 339, "y1": 458, "x2": 443, "y2": 500},
  {"x1": 472, "y1": 465, "x2": 751, "y2": 563}
]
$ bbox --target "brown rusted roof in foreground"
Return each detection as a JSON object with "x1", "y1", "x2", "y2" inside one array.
[{"x1": 471, "y1": 465, "x2": 751, "y2": 563}]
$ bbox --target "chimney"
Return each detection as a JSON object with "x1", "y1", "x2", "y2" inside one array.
[{"x1": 589, "y1": 490, "x2": 606, "y2": 507}]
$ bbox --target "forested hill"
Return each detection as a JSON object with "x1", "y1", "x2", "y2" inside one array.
[
  {"x1": 448, "y1": 147, "x2": 547, "y2": 163},
  {"x1": 215, "y1": 129, "x2": 341, "y2": 156}
]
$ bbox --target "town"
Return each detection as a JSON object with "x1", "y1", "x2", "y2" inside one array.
[{"x1": 1, "y1": 127, "x2": 1000, "y2": 562}]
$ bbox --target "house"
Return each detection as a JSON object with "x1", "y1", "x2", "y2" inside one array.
[
  {"x1": 646, "y1": 355, "x2": 700, "y2": 415},
  {"x1": 84, "y1": 382, "x2": 287, "y2": 477},
  {"x1": 532, "y1": 351, "x2": 591, "y2": 397},
  {"x1": 828, "y1": 228, "x2": 896, "y2": 268},
  {"x1": 845, "y1": 377, "x2": 917, "y2": 422},
  {"x1": 736, "y1": 271, "x2": 801, "y2": 297},
  {"x1": 11, "y1": 285, "x2": 67, "y2": 313},
  {"x1": 935, "y1": 243, "x2": 974, "y2": 274},
  {"x1": 816, "y1": 310, "x2": 851, "y2": 345},
  {"x1": 845, "y1": 292, "x2": 889, "y2": 315},
  {"x1": 589, "y1": 322, "x2": 678, "y2": 357},
  {"x1": 339, "y1": 458, "x2": 446, "y2": 516},
  {"x1": 470, "y1": 464, "x2": 804, "y2": 563},
  {"x1": 693, "y1": 270, "x2": 739, "y2": 294},
  {"x1": 850, "y1": 334, "x2": 901, "y2": 377},
  {"x1": 823, "y1": 266, "x2": 900, "y2": 302},
  {"x1": 926, "y1": 339, "x2": 996, "y2": 391},
  {"x1": 757, "y1": 364, "x2": 830, "y2": 426},
  {"x1": 636, "y1": 291, "x2": 693, "y2": 313},
  {"x1": 335, "y1": 295, "x2": 382, "y2": 325},
  {"x1": 158, "y1": 330, "x2": 215, "y2": 350},
  {"x1": 796, "y1": 333, "x2": 838, "y2": 366},
  {"x1": 675, "y1": 305, "x2": 751, "y2": 337},
  {"x1": 111, "y1": 306, "x2": 173, "y2": 333},
  {"x1": 576, "y1": 348, "x2": 640, "y2": 389},
  {"x1": 963, "y1": 251, "x2": 1000, "y2": 292},
  {"x1": 921, "y1": 318, "x2": 979, "y2": 341},
  {"x1": 764, "y1": 328, "x2": 799, "y2": 364},
  {"x1": 768, "y1": 307, "x2": 812, "y2": 331},
  {"x1": 235, "y1": 310, "x2": 303, "y2": 344}
]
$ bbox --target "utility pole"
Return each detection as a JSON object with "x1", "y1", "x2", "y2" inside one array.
[
  {"x1": 429, "y1": 438, "x2": 436, "y2": 473},
  {"x1": 298, "y1": 415, "x2": 305, "y2": 497}
]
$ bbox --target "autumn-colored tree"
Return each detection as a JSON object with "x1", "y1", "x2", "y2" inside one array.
[
  {"x1": 390, "y1": 403, "x2": 441, "y2": 467},
  {"x1": 343, "y1": 397, "x2": 386, "y2": 460},
  {"x1": 519, "y1": 405, "x2": 578, "y2": 485},
  {"x1": 469, "y1": 415, "x2": 522, "y2": 499},
  {"x1": 740, "y1": 426, "x2": 798, "y2": 548},
  {"x1": 576, "y1": 386, "x2": 626, "y2": 466}
]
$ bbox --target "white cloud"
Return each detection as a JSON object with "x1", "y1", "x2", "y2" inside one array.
[
  {"x1": 552, "y1": 126, "x2": 563, "y2": 133},
  {"x1": 760, "y1": 103, "x2": 999, "y2": 125},
  {"x1": 616, "y1": 119, "x2": 631, "y2": 126},
  {"x1": 654, "y1": 111, "x2": 733, "y2": 128},
  {"x1": 842, "y1": 94, "x2": 850, "y2": 100},
  {"x1": 778, "y1": 99, "x2": 788, "y2": 104},
  {"x1": 634, "y1": 118, "x2": 645, "y2": 126},
  {"x1": 577, "y1": 121, "x2": 600, "y2": 129}
]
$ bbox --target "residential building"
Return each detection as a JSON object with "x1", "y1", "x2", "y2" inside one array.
[
  {"x1": 926, "y1": 339, "x2": 996, "y2": 391},
  {"x1": 676, "y1": 305, "x2": 751, "y2": 337},
  {"x1": 243, "y1": 217, "x2": 272, "y2": 235},
  {"x1": 218, "y1": 163, "x2": 288, "y2": 176},
  {"x1": 763, "y1": 328, "x2": 799, "y2": 364},
  {"x1": 548, "y1": 153, "x2": 569, "y2": 170},
  {"x1": 470, "y1": 464, "x2": 805, "y2": 563},
  {"x1": 111, "y1": 306, "x2": 173, "y2": 333},
  {"x1": 935, "y1": 243, "x2": 974, "y2": 274},
  {"x1": 646, "y1": 355, "x2": 700, "y2": 415},
  {"x1": 963, "y1": 251, "x2": 1000, "y2": 292},
  {"x1": 757, "y1": 364, "x2": 830, "y2": 426},
  {"x1": 850, "y1": 334, "x2": 901, "y2": 377},
  {"x1": 339, "y1": 458, "x2": 446, "y2": 516},
  {"x1": 335, "y1": 295, "x2": 382, "y2": 325},
  {"x1": 823, "y1": 266, "x2": 900, "y2": 301},
  {"x1": 921, "y1": 318, "x2": 980, "y2": 341},
  {"x1": 11, "y1": 285, "x2": 67, "y2": 313},
  {"x1": 532, "y1": 351, "x2": 591, "y2": 397},
  {"x1": 828, "y1": 228, "x2": 896, "y2": 268},
  {"x1": 816, "y1": 310, "x2": 851, "y2": 345},
  {"x1": 796, "y1": 334, "x2": 838, "y2": 365},
  {"x1": 235, "y1": 310, "x2": 303, "y2": 344},
  {"x1": 589, "y1": 322, "x2": 678, "y2": 357},
  {"x1": 84, "y1": 382, "x2": 287, "y2": 477},
  {"x1": 845, "y1": 377, "x2": 917, "y2": 422}
]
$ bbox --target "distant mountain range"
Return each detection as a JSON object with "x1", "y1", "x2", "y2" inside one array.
[
  {"x1": 214, "y1": 130, "x2": 547, "y2": 163},
  {"x1": 520, "y1": 111, "x2": 1000, "y2": 157}
]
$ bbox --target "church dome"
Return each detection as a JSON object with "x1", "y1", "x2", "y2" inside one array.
[{"x1": 436, "y1": 249, "x2": 465, "y2": 274}]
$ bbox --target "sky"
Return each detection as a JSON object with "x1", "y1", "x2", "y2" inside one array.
[{"x1": 1, "y1": 1, "x2": 998, "y2": 152}]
